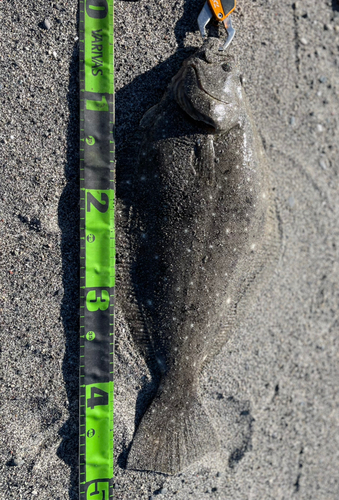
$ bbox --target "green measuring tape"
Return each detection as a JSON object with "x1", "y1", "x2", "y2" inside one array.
[{"x1": 79, "y1": 0, "x2": 114, "y2": 498}]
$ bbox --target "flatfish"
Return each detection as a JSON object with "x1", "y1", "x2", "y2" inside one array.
[{"x1": 121, "y1": 38, "x2": 280, "y2": 474}]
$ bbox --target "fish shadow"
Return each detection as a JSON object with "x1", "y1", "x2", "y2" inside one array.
[
  {"x1": 56, "y1": 39, "x2": 80, "y2": 500},
  {"x1": 114, "y1": 10, "x2": 202, "y2": 150}
]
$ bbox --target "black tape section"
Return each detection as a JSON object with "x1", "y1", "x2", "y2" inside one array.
[{"x1": 84, "y1": 91, "x2": 113, "y2": 190}]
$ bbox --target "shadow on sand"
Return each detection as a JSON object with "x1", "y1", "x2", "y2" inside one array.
[{"x1": 56, "y1": 38, "x2": 80, "y2": 499}]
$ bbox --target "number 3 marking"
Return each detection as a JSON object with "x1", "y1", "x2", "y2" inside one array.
[{"x1": 86, "y1": 290, "x2": 109, "y2": 311}]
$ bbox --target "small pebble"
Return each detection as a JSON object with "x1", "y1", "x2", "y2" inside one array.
[
  {"x1": 319, "y1": 76, "x2": 327, "y2": 83},
  {"x1": 43, "y1": 18, "x2": 52, "y2": 30},
  {"x1": 319, "y1": 159, "x2": 327, "y2": 170},
  {"x1": 53, "y1": 51, "x2": 58, "y2": 59},
  {"x1": 317, "y1": 124, "x2": 324, "y2": 133},
  {"x1": 300, "y1": 37, "x2": 308, "y2": 45},
  {"x1": 290, "y1": 116, "x2": 296, "y2": 126},
  {"x1": 288, "y1": 196, "x2": 295, "y2": 208},
  {"x1": 10, "y1": 457, "x2": 25, "y2": 466}
]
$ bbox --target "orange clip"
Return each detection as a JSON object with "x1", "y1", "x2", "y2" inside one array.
[{"x1": 207, "y1": 0, "x2": 236, "y2": 23}]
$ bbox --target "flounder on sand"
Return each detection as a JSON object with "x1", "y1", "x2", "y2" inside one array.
[{"x1": 121, "y1": 38, "x2": 280, "y2": 474}]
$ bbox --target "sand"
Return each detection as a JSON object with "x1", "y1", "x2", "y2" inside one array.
[{"x1": 0, "y1": 0, "x2": 338, "y2": 498}]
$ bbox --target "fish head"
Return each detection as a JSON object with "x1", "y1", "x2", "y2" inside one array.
[{"x1": 172, "y1": 38, "x2": 243, "y2": 134}]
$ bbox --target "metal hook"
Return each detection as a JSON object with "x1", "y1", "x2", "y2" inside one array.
[
  {"x1": 197, "y1": 1, "x2": 236, "y2": 51},
  {"x1": 220, "y1": 15, "x2": 235, "y2": 51}
]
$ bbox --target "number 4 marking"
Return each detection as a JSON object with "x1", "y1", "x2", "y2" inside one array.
[{"x1": 87, "y1": 387, "x2": 109, "y2": 409}]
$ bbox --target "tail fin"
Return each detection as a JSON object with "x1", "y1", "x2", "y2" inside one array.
[{"x1": 127, "y1": 386, "x2": 219, "y2": 474}]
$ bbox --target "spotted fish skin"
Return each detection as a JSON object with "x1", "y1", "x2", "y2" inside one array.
[{"x1": 124, "y1": 39, "x2": 280, "y2": 474}]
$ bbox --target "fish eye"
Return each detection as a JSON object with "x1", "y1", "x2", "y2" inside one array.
[{"x1": 222, "y1": 62, "x2": 232, "y2": 72}]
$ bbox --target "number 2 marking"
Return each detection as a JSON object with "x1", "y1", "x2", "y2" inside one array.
[{"x1": 87, "y1": 192, "x2": 109, "y2": 213}]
